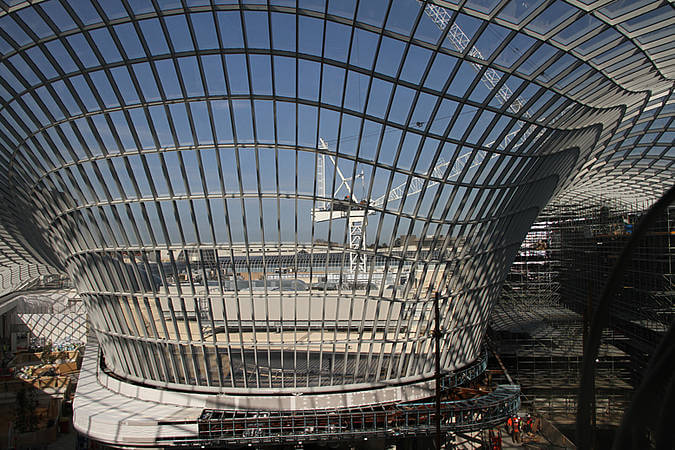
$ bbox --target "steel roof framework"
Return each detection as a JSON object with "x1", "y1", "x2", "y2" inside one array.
[{"x1": 0, "y1": 0, "x2": 671, "y2": 398}]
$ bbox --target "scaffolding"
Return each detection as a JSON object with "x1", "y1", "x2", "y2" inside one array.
[{"x1": 489, "y1": 201, "x2": 673, "y2": 434}]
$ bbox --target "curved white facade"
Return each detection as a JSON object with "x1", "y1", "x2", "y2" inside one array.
[{"x1": 0, "y1": 0, "x2": 672, "y2": 406}]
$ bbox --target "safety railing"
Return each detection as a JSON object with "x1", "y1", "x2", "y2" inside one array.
[{"x1": 161, "y1": 384, "x2": 519, "y2": 447}]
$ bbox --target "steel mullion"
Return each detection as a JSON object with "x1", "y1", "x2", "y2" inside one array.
[
  {"x1": 95, "y1": 292, "x2": 129, "y2": 374},
  {"x1": 209, "y1": 8, "x2": 250, "y2": 389},
  {"x1": 291, "y1": 7, "x2": 303, "y2": 389},
  {"x1": 146, "y1": 7, "x2": 207, "y2": 379},
  {"x1": 163, "y1": 250, "x2": 193, "y2": 383},
  {"x1": 393, "y1": 97, "x2": 470, "y2": 381},
  {"x1": 113, "y1": 254, "x2": 153, "y2": 379},
  {"x1": 381, "y1": 64, "x2": 460, "y2": 380},
  {"x1": 265, "y1": 0, "x2": 287, "y2": 388},
  {"x1": 154, "y1": 250, "x2": 184, "y2": 383},
  {"x1": 235, "y1": 6, "x2": 274, "y2": 388},
  {"x1": 233, "y1": 6, "x2": 261, "y2": 388},
  {"x1": 362, "y1": 4, "x2": 434, "y2": 382},
  {"x1": 64, "y1": 0, "x2": 159, "y2": 380},
  {"x1": 138, "y1": 252, "x2": 172, "y2": 382},
  {"x1": 322, "y1": 0, "x2": 359, "y2": 386},
  {"x1": 336, "y1": 0, "x2": 398, "y2": 386},
  {"x1": 362, "y1": 10, "x2": 463, "y2": 380},
  {"x1": 214, "y1": 249, "x2": 237, "y2": 388},
  {"x1": 172, "y1": 46, "x2": 216, "y2": 386},
  {"x1": 183, "y1": 7, "x2": 228, "y2": 386},
  {"x1": 370, "y1": 3, "x2": 440, "y2": 382},
  {"x1": 312, "y1": 2, "x2": 330, "y2": 387}
]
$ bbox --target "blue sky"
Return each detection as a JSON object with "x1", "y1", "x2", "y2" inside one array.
[{"x1": 0, "y1": 0, "x2": 621, "y2": 247}]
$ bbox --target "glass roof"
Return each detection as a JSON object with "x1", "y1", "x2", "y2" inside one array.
[{"x1": 0, "y1": 0, "x2": 671, "y2": 392}]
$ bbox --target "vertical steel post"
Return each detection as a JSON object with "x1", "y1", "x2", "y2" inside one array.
[{"x1": 435, "y1": 291, "x2": 442, "y2": 449}]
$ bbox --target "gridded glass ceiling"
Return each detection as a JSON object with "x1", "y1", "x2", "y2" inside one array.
[{"x1": 0, "y1": 0, "x2": 672, "y2": 393}]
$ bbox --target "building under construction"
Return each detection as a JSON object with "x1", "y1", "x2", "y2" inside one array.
[
  {"x1": 0, "y1": 0, "x2": 672, "y2": 448},
  {"x1": 490, "y1": 201, "x2": 674, "y2": 445}
]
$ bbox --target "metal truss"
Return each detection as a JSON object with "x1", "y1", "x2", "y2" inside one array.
[{"x1": 174, "y1": 385, "x2": 521, "y2": 447}]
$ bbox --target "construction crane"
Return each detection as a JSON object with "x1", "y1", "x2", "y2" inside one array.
[
  {"x1": 313, "y1": 138, "x2": 368, "y2": 274},
  {"x1": 312, "y1": 2, "x2": 536, "y2": 273},
  {"x1": 367, "y1": 2, "x2": 547, "y2": 209},
  {"x1": 421, "y1": 2, "x2": 531, "y2": 118}
]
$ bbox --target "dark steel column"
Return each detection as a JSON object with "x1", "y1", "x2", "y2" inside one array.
[{"x1": 434, "y1": 291, "x2": 442, "y2": 449}]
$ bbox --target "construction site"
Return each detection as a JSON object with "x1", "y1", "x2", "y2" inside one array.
[
  {"x1": 489, "y1": 201, "x2": 674, "y2": 447},
  {"x1": 0, "y1": 0, "x2": 672, "y2": 448}
]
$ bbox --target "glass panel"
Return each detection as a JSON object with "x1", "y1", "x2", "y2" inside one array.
[
  {"x1": 90, "y1": 28, "x2": 123, "y2": 63},
  {"x1": 9, "y1": 55, "x2": 39, "y2": 86},
  {"x1": 217, "y1": 11, "x2": 245, "y2": 48},
  {"x1": 621, "y1": 5, "x2": 672, "y2": 32},
  {"x1": 139, "y1": 19, "x2": 170, "y2": 55},
  {"x1": 178, "y1": 56, "x2": 205, "y2": 97},
  {"x1": 98, "y1": 0, "x2": 128, "y2": 20},
  {"x1": 298, "y1": 59, "x2": 320, "y2": 102},
  {"x1": 495, "y1": 33, "x2": 536, "y2": 68},
  {"x1": 73, "y1": 0, "x2": 102, "y2": 25},
  {"x1": 298, "y1": 15, "x2": 324, "y2": 57},
  {"x1": 70, "y1": 75, "x2": 99, "y2": 112},
  {"x1": 155, "y1": 59, "x2": 183, "y2": 99},
  {"x1": 350, "y1": 28, "x2": 378, "y2": 70},
  {"x1": 132, "y1": 63, "x2": 161, "y2": 102},
  {"x1": 66, "y1": 34, "x2": 100, "y2": 68},
  {"x1": 225, "y1": 54, "x2": 250, "y2": 95},
  {"x1": 26, "y1": 47, "x2": 57, "y2": 79},
  {"x1": 39, "y1": 0, "x2": 77, "y2": 32},
  {"x1": 356, "y1": 0, "x2": 389, "y2": 27},
  {"x1": 385, "y1": 0, "x2": 419, "y2": 36},
  {"x1": 164, "y1": 14, "x2": 194, "y2": 52},
  {"x1": 89, "y1": 70, "x2": 120, "y2": 108},
  {"x1": 244, "y1": 11, "x2": 270, "y2": 48},
  {"x1": 498, "y1": 0, "x2": 545, "y2": 24},
  {"x1": 554, "y1": 14, "x2": 602, "y2": 46},
  {"x1": 0, "y1": 16, "x2": 31, "y2": 46},
  {"x1": 375, "y1": 36, "x2": 405, "y2": 76},
  {"x1": 321, "y1": 65, "x2": 346, "y2": 107},
  {"x1": 249, "y1": 55, "x2": 273, "y2": 95},
  {"x1": 191, "y1": 12, "x2": 219, "y2": 50},
  {"x1": 400, "y1": 45, "x2": 432, "y2": 84},
  {"x1": 202, "y1": 55, "x2": 227, "y2": 96},
  {"x1": 16, "y1": 7, "x2": 53, "y2": 39},
  {"x1": 575, "y1": 28, "x2": 621, "y2": 56},
  {"x1": 51, "y1": 79, "x2": 81, "y2": 115},
  {"x1": 526, "y1": 1, "x2": 577, "y2": 35},
  {"x1": 45, "y1": 40, "x2": 78, "y2": 74},
  {"x1": 111, "y1": 66, "x2": 141, "y2": 105},
  {"x1": 271, "y1": 12, "x2": 296, "y2": 52}
]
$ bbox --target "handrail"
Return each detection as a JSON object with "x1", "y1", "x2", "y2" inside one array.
[{"x1": 161, "y1": 385, "x2": 519, "y2": 446}]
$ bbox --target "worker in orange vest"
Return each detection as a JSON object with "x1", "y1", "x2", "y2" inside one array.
[
  {"x1": 512, "y1": 416, "x2": 521, "y2": 443},
  {"x1": 525, "y1": 413, "x2": 534, "y2": 434}
]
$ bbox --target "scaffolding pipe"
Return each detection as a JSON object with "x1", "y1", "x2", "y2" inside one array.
[{"x1": 577, "y1": 184, "x2": 675, "y2": 449}]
